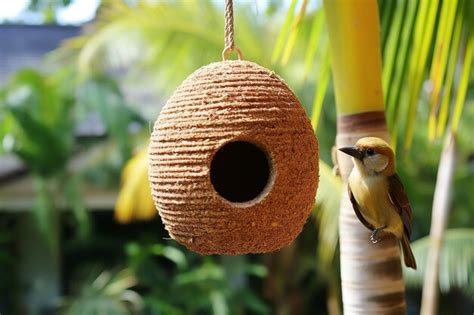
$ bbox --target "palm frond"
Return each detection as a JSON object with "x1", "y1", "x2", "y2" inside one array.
[
  {"x1": 271, "y1": 0, "x2": 299, "y2": 64},
  {"x1": 404, "y1": 0, "x2": 440, "y2": 150},
  {"x1": 0, "y1": 69, "x2": 74, "y2": 177},
  {"x1": 272, "y1": 4, "x2": 328, "y2": 129},
  {"x1": 378, "y1": 0, "x2": 473, "y2": 149},
  {"x1": 303, "y1": 10, "x2": 324, "y2": 79},
  {"x1": 427, "y1": 0, "x2": 458, "y2": 141},
  {"x1": 380, "y1": 0, "x2": 396, "y2": 54},
  {"x1": 382, "y1": 0, "x2": 407, "y2": 105},
  {"x1": 384, "y1": 0, "x2": 418, "y2": 151},
  {"x1": 405, "y1": 229, "x2": 474, "y2": 297},
  {"x1": 59, "y1": 0, "x2": 273, "y2": 95},
  {"x1": 281, "y1": 0, "x2": 309, "y2": 65},
  {"x1": 314, "y1": 160, "x2": 342, "y2": 270},
  {"x1": 436, "y1": 4, "x2": 464, "y2": 138},
  {"x1": 310, "y1": 45, "x2": 330, "y2": 130},
  {"x1": 451, "y1": 25, "x2": 474, "y2": 134}
]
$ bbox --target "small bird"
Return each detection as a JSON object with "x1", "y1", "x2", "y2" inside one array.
[{"x1": 339, "y1": 137, "x2": 417, "y2": 269}]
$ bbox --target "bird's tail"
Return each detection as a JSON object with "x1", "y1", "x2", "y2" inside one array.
[{"x1": 401, "y1": 234, "x2": 417, "y2": 270}]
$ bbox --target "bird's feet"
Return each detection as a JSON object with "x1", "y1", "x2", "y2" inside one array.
[{"x1": 370, "y1": 225, "x2": 387, "y2": 244}]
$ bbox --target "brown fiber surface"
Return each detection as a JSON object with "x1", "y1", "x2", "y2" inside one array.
[{"x1": 149, "y1": 60, "x2": 319, "y2": 254}]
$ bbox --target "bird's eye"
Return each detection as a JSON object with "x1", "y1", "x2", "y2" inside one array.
[{"x1": 366, "y1": 148, "x2": 375, "y2": 156}]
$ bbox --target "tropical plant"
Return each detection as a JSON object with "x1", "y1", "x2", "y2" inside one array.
[
  {"x1": 312, "y1": 161, "x2": 342, "y2": 314},
  {"x1": 60, "y1": 0, "x2": 275, "y2": 97},
  {"x1": 381, "y1": 1, "x2": 473, "y2": 313},
  {"x1": 60, "y1": 268, "x2": 143, "y2": 315},
  {"x1": 0, "y1": 63, "x2": 148, "y2": 313},
  {"x1": 125, "y1": 242, "x2": 269, "y2": 315},
  {"x1": 0, "y1": 67, "x2": 141, "y2": 240},
  {"x1": 277, "y1": 0, "x2": 474, "y2": 313},
  {"x1": 405, "y1": 228, "x2": 474, "y2": 297},
  {"x1": 51, "y1": 0, "x2": 474, "y2": 313},
  {"x1": 0, "y1": 68, "x2": 76, "y2": 250}
]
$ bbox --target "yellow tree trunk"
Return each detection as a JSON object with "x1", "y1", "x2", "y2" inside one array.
[{"x1": 323, "y1": 1, "x2": 407, "y2": 314}]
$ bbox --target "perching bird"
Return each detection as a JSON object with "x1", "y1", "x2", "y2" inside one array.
[{"x1": 339, "y1": 137, "x2": 417, "y2": 269}]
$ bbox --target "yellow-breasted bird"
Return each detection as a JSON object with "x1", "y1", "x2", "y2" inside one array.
[{"x1": 339, "y1": 137, "x2": 417, "y2": 269}]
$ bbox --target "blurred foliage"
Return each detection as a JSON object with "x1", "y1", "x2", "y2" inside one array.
[
  {"x1": 27, "y1": 0, "x2": 75, "y2": 24},
  {"x1": 0, "y1": 0, "x2": 473, "y2": 314},
  {"x1": 278, "y1": 0, "x2": 474, "y2": 151},
  {"x1": 76, "y1": 75, "x2": 144, "y2": 164},
  {"x1": 405, "y1": 229, "x2": 474, "y2": 297},
  {"x1": 0, "y1": 68, "x2": 77, "y2": 248},
  {"x1": 125, "y1": 242, "x2": 269, "y2": 315},
  {"x1": 60, "y1": 0, "x2": 276, "y2": 97},
  {"x1": 56, "y1": 0, "x2": 474, "y2": 310},
  {"x1": 0, "y1": 216, "x2": 19, "y2": 314},
  {"x1": 278, "y1": 0, "x2": 474, "y2": 301},
  {"x1": 313, "y1": 161, "x2": 341, "y2": 272},
  {"x1": 60, "y1": 268, "x2": 142, "y2": 315},
  {"x1": 0, "y1": 65, "x2": 144, "y2": 244},
  {"x1": 0, "y1": 69, "x2": 74, "y2": 176}
]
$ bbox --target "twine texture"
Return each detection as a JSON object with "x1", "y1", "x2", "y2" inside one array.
[{"x1": 149, "y1": 60, "x2": 319, "y2": 254}]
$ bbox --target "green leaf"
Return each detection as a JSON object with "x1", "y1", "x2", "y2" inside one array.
[
  {"x1": 385, "y1": 0, "x2": 418, "y2": 149},
  {"x1": 303, "y1": 10, "x2": 324, "y2": 79},
  {"x1": 281, "y1": 0, "x2": 309, "y2": 65},
  {"x1": 65, "y1": 1, "x2": 275, "y2": 93},
  {"x1": 382, "y1": 0, "x2": 407, "y2": 105},
  {"x1": 271, "y1": 0, "x2": 299, "y2": 64},
  {"x1": 32, "y1": 176, "x2": 59, "y2": 252},
  {"x1": 175, "y1": 262, "x2": 225, "y2": 285},
  {"x1": 65, "y1": 175, "x2": 92, "y2": 240},
  {"x1": 405, "y1": 229, "x2": 474, "y2": 296},
  {"x1": 436, "y1": 0, "x2": 464, "y2": 138},
  {"x1": 404, "y1": 0, "x2": 440, "y2": 150},
  {"x1": 314, "y1": 160, "x2": 342, "y2": 271},
  {"x1": 244, "y1": 264, "x2": 268, "y2": 278},
  {"x1": 210, "y1": 291, "x2": 229, "y2": 315},
  {"x1": 1, "y1": 69, "x2": 74, "y2": 177},
  {"x1": 311, "y1": 44, "x2": 331, "y2": 130},
  {"x1": 77, "y1": 76, "x2": 140, "y2": 162},
  {"x1": 451, "y1": 18, "x2": 474, "y2": 133},
  {"x1": 150, "y1": 244, "x2": 188, "y2": 270},
  {"x1": 380, "y1": 0, "x2": 396, "y2": 55},
  {"x1": 427, "y1": 0, "x2": 458, "y2": 141}
]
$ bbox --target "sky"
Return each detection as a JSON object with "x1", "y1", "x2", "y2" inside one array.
[
  {"x1": 0, "y1": 0, "x2": 314, "y2": 25},
  {"x1": 0, "y1": 0, "x2": 100, "y2": 25}
]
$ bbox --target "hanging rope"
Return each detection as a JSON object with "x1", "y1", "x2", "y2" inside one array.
[{"x1": 222, "y1": 0, "x2": 243, "y2": 60}]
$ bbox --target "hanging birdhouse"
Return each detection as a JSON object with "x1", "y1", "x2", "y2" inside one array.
[
  {"x1": 149, "y1": 60, "x2": 318, "y2": 254},
  {"x1": 148, "y1": 0, "x2": 318, "y2": 254}
]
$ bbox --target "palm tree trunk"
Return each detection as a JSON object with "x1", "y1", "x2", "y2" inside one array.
[
  {"x1": 420, "y1": 132, "x2": 456, "y2": 315},
  {"x1": 323, "y1": 1, "x2": 407, "y2": 314}
]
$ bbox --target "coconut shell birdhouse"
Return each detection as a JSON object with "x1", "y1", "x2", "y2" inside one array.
[{"x1": 148, "y1": 1, "x2": 318, "y2": 255}]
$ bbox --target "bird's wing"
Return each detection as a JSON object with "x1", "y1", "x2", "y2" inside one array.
[
  {"x1": 348, "y1": 185, "x2": 375, "y2": 231},
  {"x1": 387, "y1": 174, "x2": 413, "y2": 239}
]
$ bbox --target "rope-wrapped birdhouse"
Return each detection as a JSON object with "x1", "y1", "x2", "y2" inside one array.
[{"x1": 149, "y1": 0, "x2": 319, "y2": 254}]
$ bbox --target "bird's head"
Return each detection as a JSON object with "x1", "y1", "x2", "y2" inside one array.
[{"x1": 339, "y1": 137, "x2": 395, "y2": 176}]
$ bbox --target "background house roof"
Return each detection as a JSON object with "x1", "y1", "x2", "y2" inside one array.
[{"x1": 0, "y1": 24, "x2": 80, "y2": 84}]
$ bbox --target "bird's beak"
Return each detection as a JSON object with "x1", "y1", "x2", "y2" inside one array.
[{"x1": 338, "y1": 146, "x2": 364, "y2": 160}]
